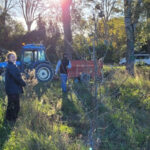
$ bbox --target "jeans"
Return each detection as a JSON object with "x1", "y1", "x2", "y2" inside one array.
[
  {"x1": 60, "y1": 74, "x2": 68, "y2": 92},
  {"x1": 6, "y1": 94, "x2": 20, "y2": 121}
]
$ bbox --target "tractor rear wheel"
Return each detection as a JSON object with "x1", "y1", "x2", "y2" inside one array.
[{"x1": 35, "y1": 64, "x2": 53, "y2": 82}]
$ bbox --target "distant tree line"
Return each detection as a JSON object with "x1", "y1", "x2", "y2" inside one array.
[{"x1": 0, "y1": 0, "x2": 149, "y2": 67}]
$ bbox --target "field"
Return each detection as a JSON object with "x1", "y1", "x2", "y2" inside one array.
[{"x1": 0, "y1": 66, "x2": 150, "y2": 150}]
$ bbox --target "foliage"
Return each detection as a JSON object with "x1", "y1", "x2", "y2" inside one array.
[{"x1": 73, "y1": 17, "x2": 126, "y2": 63}]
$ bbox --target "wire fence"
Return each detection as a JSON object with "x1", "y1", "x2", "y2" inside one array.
[{"x1": 64, "y1": 25, "x2": 130, "y2": 149}]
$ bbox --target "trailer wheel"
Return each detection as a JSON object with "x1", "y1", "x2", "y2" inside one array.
[
  {"x1": 73, "y1": 77, "x2": 80, "y2": 84},
  {"x1": 80, "y1": 73, "x2": 90, "y2": 83},
  {"x1": 36, "y1": 64, "x2": 53, "y2": 82}
]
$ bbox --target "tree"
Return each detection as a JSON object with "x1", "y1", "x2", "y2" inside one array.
[
  {"x1": 0, "y1": 0, "x2": 17, "y2": 25},
  {"x1": 85, "y1": 0, "x2": 121, "y2": 44},
  {"x1": 19, "y1": 0, "x2": 44, "y2": 32},
  {"x1": 61, "y1": 0, "x2": 73, "y2": 59},
  {"x1": 96, "y1": 0, "x2": 120, "y2": 41},
  {"x1": 135, "y1": 0, "x2": 150, "y2": 53},
  {"x1": 0, "y1": 15, "x2": 25, "y2": 52},
  {"x1": 124, "y1": 0, "x2": 142, "y2": 76}
]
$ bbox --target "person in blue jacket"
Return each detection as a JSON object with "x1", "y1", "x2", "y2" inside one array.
[
  {"x1": 5, "y1": 51, "x2": 26, "y2": 121},
  {"x1": 55, "y1": 53, "x2": 71, "y2": 93}
]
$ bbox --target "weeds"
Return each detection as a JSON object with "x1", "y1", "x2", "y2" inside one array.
[{"x1": 0, "y1": 66, "x2": 150, "y2": 150}]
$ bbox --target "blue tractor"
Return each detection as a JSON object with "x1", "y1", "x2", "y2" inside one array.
[{"x1": 0, "y1": 44, "x2": 54, "y2": 82}]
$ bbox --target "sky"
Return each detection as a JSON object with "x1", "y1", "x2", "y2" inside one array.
[
  {"x1": 0, "y1": 0, "x2": 60, "y2": 31},
  {"x1": 0, "y1": 0, "x2": 29, "y2": 30},
  {"x1": 11, "y1": 3, "x2": 37, "y2": 30}
]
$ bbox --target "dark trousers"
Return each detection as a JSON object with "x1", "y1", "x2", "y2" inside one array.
[{"x1": 6, "y1": 94, "x2": 20, "y2": 121}]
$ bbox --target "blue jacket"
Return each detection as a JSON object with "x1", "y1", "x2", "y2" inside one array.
[{"x1": 5, "y1": 61, "x2": 26, "y2": 95}]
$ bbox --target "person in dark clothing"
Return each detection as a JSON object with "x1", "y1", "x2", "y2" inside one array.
[
  {"x1": 55, "y1": 53, "x2": 71, "y2": 93},
  {"x1": 5, "y1": 51, "x2": 26, "y2": 121}
]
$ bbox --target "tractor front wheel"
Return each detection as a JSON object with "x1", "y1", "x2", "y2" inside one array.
[{"x1": 35, "y1": 64, "x2": 53, "y2": 82}]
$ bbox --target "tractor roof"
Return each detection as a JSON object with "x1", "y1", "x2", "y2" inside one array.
[{"x1": 22, "y1": 44, "x2": 46, "y2": 51}]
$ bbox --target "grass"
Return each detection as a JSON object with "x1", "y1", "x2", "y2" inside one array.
[
  {"x1": 0, "y1": 80, "x2": 88, "y2": 150},
  {"x1": 0, "y1": 66, "x2": 150, "y2": 150},
  {"x1": 97, "y1": 66, "x2": 150, "y2": 149}
]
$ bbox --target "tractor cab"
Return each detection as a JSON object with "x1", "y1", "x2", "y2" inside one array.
[
  {"x1": 21, "y1": 44, "x2": 46, "y2": 66},
  {"x1": 20, "y1": 44, "x2": 54, "y2": 82}
]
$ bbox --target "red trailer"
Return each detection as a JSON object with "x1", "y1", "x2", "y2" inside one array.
[{"x1": 67, "y1": 59, "x2": 103, "y2": 81}]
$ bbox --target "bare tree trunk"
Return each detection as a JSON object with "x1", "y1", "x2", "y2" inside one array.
[
  {"x1": 27, "y1": 22, "x2": 32, "y2": 32},
  {"x1": 61, "y1": 0, "x2": 73, "y2": 59},
  {"x1": 2, "y1": 0, "x2": 7, "y2": 26},
  {"x1": 0, "y1": 12, "x2": 6, "y2": 26},
  {"x1": 19, "y1": 0, "x2": 43, "y2": 33},
  {"x1": 0, "y1": 0, "x2": 11, "y2": 26},
  {"x1": 147, "y1": 11, "x2": 150, "y2": 53},
  {"x1": 148, "y1": 40, "x2": 150, "y2": 53},
  {"x1": 124, "y1": 0, "x2": 135, "y2": 76}
]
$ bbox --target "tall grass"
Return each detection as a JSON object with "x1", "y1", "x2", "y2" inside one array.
[
  {"x1": 0, "y1": 80, "x2": 88, "y2": 150},
  {"x1": 0, "y1": 66, "x2": 150, "y2": 150},
  {"x1": 97, "y1": 66, "x2": 150, "y2": 149}
]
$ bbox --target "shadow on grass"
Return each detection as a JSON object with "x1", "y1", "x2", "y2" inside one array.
[
  {"x1": 33, "y1": 81, "x2": 57, "y2": 100},
  {"x1": 72, "y1": 83, "x2": 93, "y2": 112},
  {"x1": 61, "y1": 92, "x2": 91, "y2": 137},
  {"x1": 0, "y1": 119, "x2": 15, "y2": 150},
  {"x1": 61, "y1": 92, "x2": 79, "y2": 120}
]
